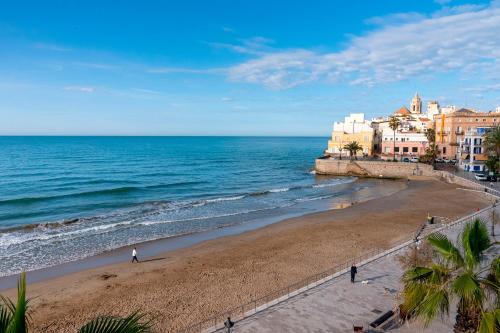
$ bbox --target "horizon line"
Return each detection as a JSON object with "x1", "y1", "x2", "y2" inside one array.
[{"x1": 0, "y1": 134, "x2": 329, "y2": 138}]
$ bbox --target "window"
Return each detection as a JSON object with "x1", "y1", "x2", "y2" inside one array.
[
  {"x1": 395, "y1": 147, "x2": 400, "y2": 152},
  {"x1": 403, "y1": 147, "x2": 409, "y2": 153},
  {"x1": 443, "y1": 147, "x2": 447, "y2": 154},
  {"x1": 385, "y1": 147, "x2": 390, "y2": 153},
  {"x1": 412, "y1": 147, "x2": 418, "y2": 153},
  {"x1": 475, "y1": 119, "x2": 479, "y2": 122},
  {"x1": 483, "y1": 119, "x2": 486, "y2": 122}
]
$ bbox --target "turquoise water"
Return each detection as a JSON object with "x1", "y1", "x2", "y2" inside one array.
[{"x1": 0, "y1": 137, "x2": 389, "y2": 276}]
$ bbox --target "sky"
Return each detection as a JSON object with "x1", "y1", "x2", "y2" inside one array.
[{"x1": 0, "y1": 0, "x2": 499, "y2": 136}]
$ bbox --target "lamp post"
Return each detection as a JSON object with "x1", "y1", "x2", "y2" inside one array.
[{"x1": 492, "y1": 200, "x2": 497, "y2": 237}]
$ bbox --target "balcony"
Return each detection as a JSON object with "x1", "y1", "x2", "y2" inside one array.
[{"x1": 455, "y1": 130, "x2": 464, "y2": 135}]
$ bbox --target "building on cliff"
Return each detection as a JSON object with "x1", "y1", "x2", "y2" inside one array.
[{"x1": 326, "y1": 113, "x2": 375, "y2": 158}]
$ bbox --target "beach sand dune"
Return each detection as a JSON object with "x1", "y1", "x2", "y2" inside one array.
[{"x1": 4, "y1": 179, "x2": 490, "y2": 332}]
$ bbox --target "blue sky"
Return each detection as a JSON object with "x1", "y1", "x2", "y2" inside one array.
[{"x1": 0, "y1": 0, "x2": 499, "y2": 135}]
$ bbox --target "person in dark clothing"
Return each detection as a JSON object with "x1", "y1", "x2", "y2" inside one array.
[
  {"x1": 350, "y1": 264, "x2": 357, "y2": 283},
  {"x1": 224, "y1": 317, "x2": 234, "y2": 333}
]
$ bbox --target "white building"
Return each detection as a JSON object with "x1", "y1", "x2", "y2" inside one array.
[
  {"x1": 457, "y1": 127, "x2": 490, "y2": 172},
  {"x1": 427, "y1": 101, "x2": 440, "y2": 120},
  {"x1": 441, "y1": 105, "x2": 457, "y2": 115},
  {"x1": 326, "y1": 113, "x2": 375, "y2": 156},
  {"x1": 332, "y1": 113, "x2": 373, "y2": 133}
]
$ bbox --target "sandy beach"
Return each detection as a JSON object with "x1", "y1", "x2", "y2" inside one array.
[{"x1": 2, "y1": 179, "x2": 490, "y2": 332}]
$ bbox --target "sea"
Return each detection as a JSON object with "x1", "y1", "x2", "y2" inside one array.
[{"x1": 0, "y1": 137, "x2": 402, "y2": 277}]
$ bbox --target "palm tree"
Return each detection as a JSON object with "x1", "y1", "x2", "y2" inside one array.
[
  {"x1": 401, "y1": 219, "x2": 499, "y2": 333},
  {"x1": 389, "y1": 116, "x2": 401, "y2": 161},
  {"x1": 422, "y1": 143, "x2": 439, "y2": 166},
  {"x1": 0, "y1": 272, "x2": 29, "y2": 333},
  {"x1": 426, "y1": 128, "x2": 436, "y2": 145},
  {"x1": 78, "y1": 313, "x2": 152, "y2": 333},
  {"x1": 0, "y1": 273, "x2": 153, "y2": 333},
  {"x1": 343, "y1": 141, "x2": 363, "y2": 160},
  {"x1": 484, "y1": 126, "x2": 500, "y2": 160},
  {"x1": 485, "y1": 156, "x2": 499, "y2": 175}
]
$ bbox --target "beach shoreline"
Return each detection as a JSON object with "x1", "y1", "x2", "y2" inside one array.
[
  {"x1": 0, "y1": 177, "x2": 406, "y2": 289},
  {"x1": 1, "y1": 179, "x2": 491, "y2": 333}
]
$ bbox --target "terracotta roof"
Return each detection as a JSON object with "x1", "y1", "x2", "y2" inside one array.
[
  {"x1": 419, "y1": 117, "x2": 430, "y2": 121},
  {"x1": 452, "y1": 108, "x2": 475, "y2": 115},
  {"x1": 394, "y1": 106, "x2": 411, "y2": 115}
]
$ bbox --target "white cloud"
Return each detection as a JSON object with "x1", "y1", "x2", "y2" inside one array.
[
  {"x1": 204, "y1": 36, "x2": 274, "y2": 55},
  {"x1": 131, "y1": 88, "x2": 162, "y2": 95},
  {"x1": 227, "y1": 3, "x2": 500, "y2": 89},
  {"x1": 465, "y1": 83, "x2": 500, "y2": 93},
  {"x1": 146, "y1": 67, "x2": 222, "y2": 74},
  {"x1": 364, "y1": 12, "x2": 426, "y2": 26},
  {"x1": 33, "y1": 42, "x2": 71, "y2": 52},
  {"x1": 73, "y1": 62, "x2": 119, "y2": 70},
  {"x1": 221, "y1": 26, "x2": 235, "y2": 33},
  {"x1": 63, "y1": 86, "x2": 95, "y2": 93},
  {"x1": 435, "y1": 0, "x2": 453, "y2": 5}
]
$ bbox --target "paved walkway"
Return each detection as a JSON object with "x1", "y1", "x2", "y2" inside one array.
[{"x1": 220, "y1": 210, "x2": 499, "y2": 333}]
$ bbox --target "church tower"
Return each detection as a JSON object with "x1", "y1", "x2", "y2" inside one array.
[{"x1": 410, "y1": 92, "x2": 422, "y2": 114}]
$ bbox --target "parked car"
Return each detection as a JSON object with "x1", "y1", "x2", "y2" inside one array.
[
  {"x1": 475, "y1": 173, "x2": 488, "y2": 181},
  {"x1": 442, "y1": 157, "x2": 450, "y2": 163},
  {"x1": 435, "y1": 157, "x2": 444, "y2": 163},
  {"x1": 488, "y1": 175, "x2": 498, "y2": 182},
  {"x1": 410, "y1": 157, "x2": 419, "y2": 163},
  {"x1": 402, "y1": 157, "x2": 410, "y2": 163},
  {"x1": 450, "y1": 159, "x2": 457, "y2": 164}
]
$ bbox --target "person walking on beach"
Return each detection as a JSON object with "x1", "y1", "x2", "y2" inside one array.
[
  {"x1": 224, "y1": 317, "x2": 234, "y2": 333},
  {"x1": 131, "y1": 247, "x2": 139, "y2": 263},
  {"x1": 350, "y1": 264, "x2": 357, "y2": 283}
]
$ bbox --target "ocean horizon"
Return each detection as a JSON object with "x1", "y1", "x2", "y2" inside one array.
[{"x1": 0, "y1": 136, "x2": 399, "y2": 276}]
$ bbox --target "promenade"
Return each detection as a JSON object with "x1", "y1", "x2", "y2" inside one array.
[{"x1": 216, "y1": 206, "x2": 499, "y2": 333}]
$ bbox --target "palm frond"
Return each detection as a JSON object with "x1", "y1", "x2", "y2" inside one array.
[
  {"x1": 5, "y1": 272, "x2": 30, "y2": 333},
  {"x1": 427, "y1": 233, "x2": 464, "y2": 267},
  {"x1": 478, "y1": 309, "x2": 500, "y2": 333},
  {"x1": 415, "y1": 287, "x2": 450, "y2": 327},
  {"x1": 452, "y1": 272, "x2": 484, "y2": 312},
  {"x1": 402, "y1": 282, "x2": 429, "y2": 319},
  {"x1": 0, "y1": 304, "x2": 12, "y2": 333},
  {"x1": 403, "y1": 266, "x2": 434, "y2": 282},
  {"x1": 78, "y1": 311, "x2": 152, "y2": 333},
  {"x1": 461, "y1": 219, "x2": 491, "y2": 269}
]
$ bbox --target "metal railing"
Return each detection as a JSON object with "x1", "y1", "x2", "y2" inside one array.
[
  {"x1": 450, "y1": 172, "x2": 500, "y2": 197},
  {"x1": 176, "y1": 202, "x2": 497, "y2": 333}
]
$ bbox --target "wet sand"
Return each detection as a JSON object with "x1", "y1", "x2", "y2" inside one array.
[{"x1": 2, "y1": 179, "x2": 490, "y2": 332}]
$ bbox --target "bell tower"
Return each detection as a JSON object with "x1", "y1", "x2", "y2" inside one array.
[{"x1": 411, "y1": 92, "x2": 422, "y2": 114}]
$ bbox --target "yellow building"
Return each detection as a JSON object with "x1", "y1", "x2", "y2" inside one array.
[{"x1": 326, "y1": 113, "x2": 375, "y2": 157}]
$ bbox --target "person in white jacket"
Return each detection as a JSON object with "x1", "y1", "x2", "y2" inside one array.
[{"x1": 131, "y1": 247, "x2": 139, "y2": 263}]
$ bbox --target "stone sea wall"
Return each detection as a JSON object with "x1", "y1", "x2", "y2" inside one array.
[{"x1": 315, "y1": 159, "x2": 436, "y2": 178}]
